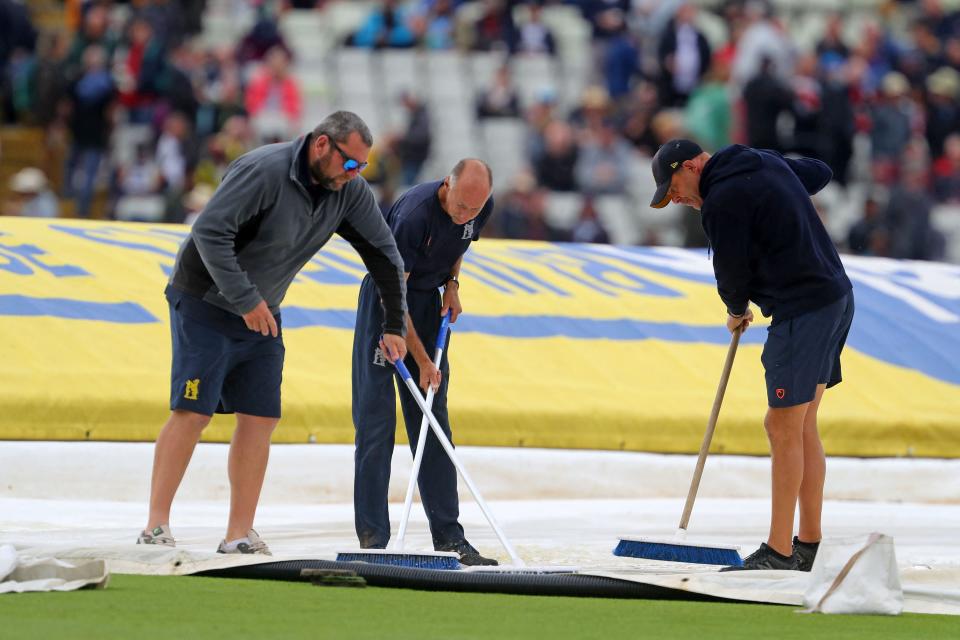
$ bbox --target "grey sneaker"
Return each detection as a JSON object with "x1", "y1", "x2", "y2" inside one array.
[
  {"x1": 217, "y1": 529, "x2": 272, "y2": 555},
  {"x1": 720, "y1": 543, "x2": 799, "y2": 571},
  {"x1": 793, "y1": 536, "x2": 820, "y2": 572},
  {"x1": 436, "y1": 540, "x2": 498, "y2": 567},
  {"x1": 137, "y1": 525, "x2": 175, "y2": 547}
]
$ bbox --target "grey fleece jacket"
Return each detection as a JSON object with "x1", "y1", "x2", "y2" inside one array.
[{"x1": 168, "y1": 136, "x2": 407, "y2": 335}]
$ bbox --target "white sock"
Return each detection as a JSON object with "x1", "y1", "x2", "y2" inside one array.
[{"x1": 222, "y1": 537, "x2": 250, "y2": 551}]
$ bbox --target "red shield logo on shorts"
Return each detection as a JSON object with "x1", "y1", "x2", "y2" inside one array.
[{"x1": 776, "y1": 388, "x2": 786, "y2": 399}]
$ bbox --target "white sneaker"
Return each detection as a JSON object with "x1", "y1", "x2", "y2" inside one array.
[
  {"x1": 137, "y1": 524, "x2": 175, "y2": 547},
  {"x1": 216, "y1": 529, "x2": 272, "y2": 555}
]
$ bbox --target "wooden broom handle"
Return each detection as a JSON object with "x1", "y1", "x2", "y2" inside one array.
[{"x1": 679, "y1": 326, "x2": 742, "y2": 531}]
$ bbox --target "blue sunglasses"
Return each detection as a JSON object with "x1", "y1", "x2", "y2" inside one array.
[{"x1": 329, "y1": 138, "x2": 369, "y2": 173}]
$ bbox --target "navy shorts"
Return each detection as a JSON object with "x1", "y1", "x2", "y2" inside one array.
[
  {"x1": 167, "y1": 289, "x2": 284, "y2": 418},
  {"x1": 761, "y1": 291, "x2": 854, "y2": 408}
]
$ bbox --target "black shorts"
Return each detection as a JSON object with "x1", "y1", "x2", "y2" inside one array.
[
  {"x1": 761, "y1": 291, "x2": 854, "y2": 408},
  {"x1": 167, "y1": 292, "x2": 284, "y2": 418}
]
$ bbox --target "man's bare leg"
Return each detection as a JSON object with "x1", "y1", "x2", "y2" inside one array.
[
  {"x1": 798, "y1": 383, "x2": 828, "y2": 543},
  {"x1": 146, "y1": 410, "x2": 211, "y2": 530},
  {"x1": 225, "y1": 413, "x2": 279, "y2": 541},
  {"x1": 764, "y1": 401, "x2": 811, "y2": 556}
]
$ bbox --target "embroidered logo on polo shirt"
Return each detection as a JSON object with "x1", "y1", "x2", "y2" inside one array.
[
  {"x1": 184, "y1": 378, "x2": 200, "y2": 400},
  {"x1": 462, "y1": 220, "x2": 474, "y2": 240}
]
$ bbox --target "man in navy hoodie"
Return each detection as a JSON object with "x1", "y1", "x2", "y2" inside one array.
[{"x1": 649, "y1": 139, "x2": 855, "y2": 571}]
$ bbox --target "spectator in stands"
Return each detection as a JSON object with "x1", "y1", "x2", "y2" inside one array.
[
  {"x1": 742, "y1": 57, "x2": 792, "y2": 152},
  {"x1": 496, "y1": 174, "x2": 569, "y2": 242},
  {"x1": 601, "y1": 13, "x2": 638, "y2": 101},
  {"x1": 570, "y1": 197, "x2": 610, "y2": 244},
  {"x1": 471, "y1": 0, "x2": 517, "y2": 52},
  {"x1": 31, "y1": 31, "x2": 71, "y2": 129},
  {"x1": 575, "y1": 120, "x2": 631, "y2": 195},
  {"x1": 352, "y1": 0, "x2": 417, "y2": 49},
  {"x1": 412, "y1": 0, "x2": 457, "y2": 49},
  {"x1": 684, "y1": 59, "x2": 732, "y2": 152},
  {"x1": 847, "y1": 192, "x2": 889, "y2": 256},
  {"x1": 619, "y1": 80, "x2": 661, "y2": 156},
  {"x1": 476, "y1": 65, "x2": 521, "y2": 119},
  {"x1": 870, "y1": 72, "x2": 914, "y2": 185},
  {"x1": 815, "y1": 12, "x2": 849, "y2": 68},
  {"x1": 523, "y1": 87, "x2": 558, "y2": 159},
  {"x1": 818, "y1": 56, "x2": 856, "y2": 187},
  {"x1": 115, "y1": 16, "x2": 165, "y2": 125},
  {"x1": 197, "y1": 45, "x2": 245, "y2": 137},
  {"x1": 114, "y1": 141, "x2": 165, "y2": 222},
  {"x1": 195, "y1": 114, "x2": 255, "y2": 187},
  {"x1": 141, "y1": 0, "x2": 187, "y2": 49},
  {"x1": 182, "y1": 182, "x2": 213, "y2": 226},
  {"x1": 511, "y1": 2, "x2": 556, "y2": 56},
  {"x1": 657, "y1": 2, "x2": 711, "y2": 108},
  {"x1": 159, "y1": 42, "x2": 201, "y2": 125},
  {"x1": 932, "y1": 133, "x2": 960, "y2": 203},
  {"x1": 731, "y1": 2, "x2": 794, "y2": 89},
  {"x1": 64, "y1": 44, "x2": 116, "y2": 218},
  {"x1": 923, "y1": 66, "x2": 960, "y2": 159},
  {"x1": 790, "y1": 53, "x2": 823, "y2": 159},
  {"x1": 885, "y1": 165, "x2": 946, "y2": 261},
  {"x1": 64, "y1": 3, "x2": 117, "y2": 84},
  {"x1": 237, "y1": 3, "x2": 292, "y2": 64},
  {"x1": 390, "y1": 91, "x2": 432, "y2": 185},
  {"x1": 246, "y1": 45, "x2": 302, "y2": 144},
  {"x1": 3, "y1": 168, "x2": 59, "y2": 217},
  {"x1": 533, "y1": 119, "x2": 578, "y2": 192},
  {"x1": 156, "y1": 111, "x2": 194, "y2": 222},
  {"x1": 570, "y1": 85, "x2": 612, "y2": 133}
]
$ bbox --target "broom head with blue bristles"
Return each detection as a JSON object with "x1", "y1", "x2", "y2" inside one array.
[
  {"x1": 335, "y1": 548, "x2": 462, "y2": 570},
  {"x1": 614, "y1": 536, "x2": 743, "y2": 567}
]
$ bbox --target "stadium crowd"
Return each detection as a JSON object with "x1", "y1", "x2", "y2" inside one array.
[{"x1": 1, "y1": 0, "x2": 958, "y2": 261}]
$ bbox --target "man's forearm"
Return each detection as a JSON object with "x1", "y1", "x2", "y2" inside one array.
[{"x1": 404, "y1": 312, "x2": 431, "y2": 365}]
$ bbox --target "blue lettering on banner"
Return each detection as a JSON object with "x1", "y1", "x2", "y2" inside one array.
[
  {"x1": 51, "y1": 224, "x2": 182, "y2": 259},
  {"x1": 0, "y1": 295, "x2": 157, "y2": 323},
  {"x1": 505, "y1": 247, "x2": 683, "y2": 298},
  {"x1": 0, "y1": 235, "x2": 88, "y2": 277}
]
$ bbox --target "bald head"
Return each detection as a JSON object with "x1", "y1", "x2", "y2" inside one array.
[{"x1": 443, "y1": 158, "x2": 492, "y2": 225}]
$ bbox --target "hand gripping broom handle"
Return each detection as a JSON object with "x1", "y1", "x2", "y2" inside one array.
[
  {"x1": 394, "y1": 357, "x2": 525, "y2": 566},
  {"x1": 678, "y1": 326, "x2": 742, "y2": 534},
  {"x1": 394, "y1": 311, "x2": 452, "y2": 551}
]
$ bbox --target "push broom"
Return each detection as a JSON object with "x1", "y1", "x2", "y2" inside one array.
[
  {"x1": 337, "y1": 312, "x2": 465, "y2": 569},
  {"x1": 614, "y1": 326, "x2": 744, "y2": 567}
]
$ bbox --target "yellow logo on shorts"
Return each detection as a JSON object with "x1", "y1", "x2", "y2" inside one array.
[{"x1": 184, "y1": 379, "x2": 200, "y2": 401}]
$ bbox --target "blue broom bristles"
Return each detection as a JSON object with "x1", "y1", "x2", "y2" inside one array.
[
  {"x1": 613, "y1": 539, "x2": 743, "y2": 567},
  {"x1": 336, "y1": 551, "x2": 462, "y2": 570}
]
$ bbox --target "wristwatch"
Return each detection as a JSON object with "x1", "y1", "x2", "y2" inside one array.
[{"x1": 445, "y1": 275, "x2": 460, "y2": 288}]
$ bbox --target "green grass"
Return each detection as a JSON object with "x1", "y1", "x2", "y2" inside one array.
[{"x1": 0, "y1": 574, "x2": 955, "y2": 640}]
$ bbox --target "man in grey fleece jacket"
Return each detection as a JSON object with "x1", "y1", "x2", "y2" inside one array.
[{"x1": 138, "y1": 111, "x2": 408, "y2": 554}]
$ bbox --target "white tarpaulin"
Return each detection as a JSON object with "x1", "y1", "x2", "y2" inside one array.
[{"x1": 0, "y1": 544, "x2": 109, "y2": 594}]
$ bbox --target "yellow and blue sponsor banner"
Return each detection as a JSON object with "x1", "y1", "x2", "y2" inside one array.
[{"x1": 2, "y1": 218, "x2": 959, "y2": 456}]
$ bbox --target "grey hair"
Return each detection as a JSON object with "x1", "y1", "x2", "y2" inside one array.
[
  {"x1": 313, "y1": 111, "x2": 373, "y2": 147},
  {"x1": 450, "y1": 158, "x2": 493, "y2": 189}
]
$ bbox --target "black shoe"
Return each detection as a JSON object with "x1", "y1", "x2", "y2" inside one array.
[
  {"x1": 720, "y1": 543, "x2": 799, "y2": 571},
  {"x1": 436, "y1": 540, "x2": 498, "y2": 567},
  {"x1": 793, "y1": 536, "x2": 820, "y2": 572}
]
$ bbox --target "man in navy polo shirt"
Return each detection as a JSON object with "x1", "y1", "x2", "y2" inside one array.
[
  {"x1": 649, "y1": 139, "x2": 855, "y2": 572},
  {"x1": 352, "y1": 158, "x2": 497, "y2": 566}
]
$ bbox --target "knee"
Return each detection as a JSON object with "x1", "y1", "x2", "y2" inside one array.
[
  {"x1": 764, "y1": 412, "x2": 800, "y2": 448},
  {"x1": 237, "y1": 415, "x2": 279, "y2": 435},
  {"x1": 172, "y1": 410, "x2": 212, "y2": 433}
]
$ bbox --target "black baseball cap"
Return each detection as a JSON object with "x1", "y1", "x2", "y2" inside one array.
[{"x1": 649, "y1": 139, "x2": 703, "y2": 208}]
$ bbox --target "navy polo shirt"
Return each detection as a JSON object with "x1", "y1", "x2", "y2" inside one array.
[{"x1": 385, "y1": 180, "x2": 494, "y2": 292}]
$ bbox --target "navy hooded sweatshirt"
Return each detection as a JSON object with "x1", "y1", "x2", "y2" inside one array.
[{"x1": 699, "y1": 145, "x2": 851, "y2": 322}]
